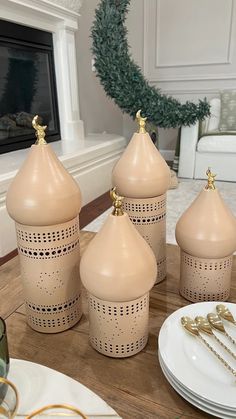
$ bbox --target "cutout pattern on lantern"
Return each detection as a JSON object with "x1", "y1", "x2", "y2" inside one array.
[
  {"x1": 28, "y1": 302, "x2": 81, "y2": 330},
  {"x1": 179, "y1": 251, "x2": 232, "y2": 302},
  {"x1": 16, "y1": 222, "x2": 78, "y2": 242},
  {"x1": 18, "y1": 239, "x2": 80, "y2": 260},
  {"x1": 16, "y1": 217, "x2": 82, "y2": 333},
  {"x1": 123, "y1": 195, "x2": 166, "y2": 283},
  {"x1": 88, "y1": 294, "x2": 149, "y2": 357}
]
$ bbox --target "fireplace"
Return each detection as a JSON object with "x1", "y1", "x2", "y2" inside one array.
[
  {"x1": 0, "y1": 0, "x2": 85, "y2": 151},
  {"x1": 0, "y1": 19, "x2": 60, "y2": 154}
]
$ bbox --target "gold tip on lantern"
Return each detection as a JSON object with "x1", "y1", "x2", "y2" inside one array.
[
  {"x1": 205, "y1": 167, "x2": 216, "y2": 190},
  {"x1": 32, "y1": 115, "x2": 47, "y2": 145},
  {"x1": 110, "y1": 187, "x2": 124, "y2": 216},
  {"x1": 136, "y1": 110, "x2": 147, "y2": 134}
]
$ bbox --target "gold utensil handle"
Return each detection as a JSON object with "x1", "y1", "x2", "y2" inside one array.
[
  {"x1": 225, "y1": 331, "x2": 236, "y2": 346},
  {"x1": 198, "y1": 334, "x2": 236, "y2": 377},
  {"x1": 213, "y1": 335, "x2": 236, "y2": 360}
]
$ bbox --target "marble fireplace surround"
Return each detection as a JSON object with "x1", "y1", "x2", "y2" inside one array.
[{"x1": 0, "y1": 0, "x2": 126, "y2": 257}]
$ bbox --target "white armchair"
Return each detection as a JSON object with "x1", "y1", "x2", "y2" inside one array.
[{"x1": 178, "y1": 98, "x2": 236, "y2": 181}]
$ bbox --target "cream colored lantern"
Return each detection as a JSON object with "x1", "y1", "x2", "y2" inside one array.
[
  {"x1": 176, "y1": 169, "x2": 236, "y2": 302},
  {"x1": 80, "y1": 188, "x2": 157, "y2": 358},
  {"x1": 6, "y1": 116, "x2": 82, "y2": 333},
  {"x1": 112, "y1": 111, "x2": 171, "y2": 283}
]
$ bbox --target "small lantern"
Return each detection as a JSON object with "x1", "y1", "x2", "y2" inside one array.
[
  {"x1": 6, "y1": 116, "x2": 82, "y2": 333},
  {"x1": 176, "y1": 169, "x2": 236, "y2": 302},
  {"x1": 80, "y1": 188, "x2": 157, "y2": 358},
  {"x1": 112, "y1": 110, "x2": 171, "y2": 283}
]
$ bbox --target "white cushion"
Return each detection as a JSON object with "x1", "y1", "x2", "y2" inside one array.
[
  {"x1": 197, "y1": 135, "x2": 236, "y2": 153},
  {"x1": 207, "y1": 98, "x2": 221, "y2": 131}
]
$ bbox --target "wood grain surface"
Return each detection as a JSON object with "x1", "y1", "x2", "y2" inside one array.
[{"x1": 1, "y1": 230, "x2": 235, "y2": 419}]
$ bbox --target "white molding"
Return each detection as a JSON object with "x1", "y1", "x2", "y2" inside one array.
[
  {"x1": 48, "y1": 0, "x2": 82, "y2": 13},
  {"x1": 148, "y1": 73, "x2": 236, "y2": 83},
  {"x1": 155, "y1": 88, "x2": 220, "y2": 95},
  {"x1": 227, "y1": 0, "x2": 235, "y2": 63},
  {"x1": 155, "y1": 0, "x2": 233, "y2": 68},
  {"x1": 155, "y1": 61, "x2": 232, "y2": 69},
  {"x1": 0, "y1": 0, "x2": 80, "y2": 30},
  {"x1": 144, "y1": 0, "x2": 236, "y2": 85}
]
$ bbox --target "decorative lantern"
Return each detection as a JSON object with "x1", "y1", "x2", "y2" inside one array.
[
  {"x1": 112, "y1": 111, "x2": 170, "y2": 284},
  {"x1": 176, "y1": 169, "x2": 236, "y2": 302},
  {"x1": 6, "y1": 116, "x2": 82, "y2": 333},
  {"x1": 80, "y1": 188, "x2": 157, "y2": 358}
]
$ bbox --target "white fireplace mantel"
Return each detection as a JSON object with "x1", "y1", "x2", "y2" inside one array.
[{"x1": 0, "y1": 0, "x2": 84, "y2": 143}]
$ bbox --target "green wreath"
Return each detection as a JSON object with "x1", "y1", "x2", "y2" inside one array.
[{"x1": 91, "y1": 0, "x2": 210, "y2": 129}]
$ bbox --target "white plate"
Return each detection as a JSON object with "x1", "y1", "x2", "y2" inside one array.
[
  {"x1": 159, "y1": 354, "x2": 235, "y2": 419},
  {"x1": 158, "y1": 301, "x2": 236, "y2": 409},
  {"x1": 158, "y1": 351, "x2": 236, "y2": 413},
  {"x1": 8, "y1": 359, "x2": 121, "y2": 418},
  {"x1": 159, "y1": 352, "x2": 236, "y2": 418}
]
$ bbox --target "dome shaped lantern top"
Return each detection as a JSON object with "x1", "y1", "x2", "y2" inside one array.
[
  {"x1": 80, "y1": 188, "x2": 157, "y2": 302},
  {"x1": 112, "y1": 110, "x2": 171, "y2": 198},
  {"x1": 176, "y1": 169, "x2": 236, "y2": 259},
  {"x1": 6, "y1": 115, "x2": 82, "y2": 226}
]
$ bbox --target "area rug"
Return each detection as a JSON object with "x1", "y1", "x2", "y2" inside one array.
[{"x1": 84, "y1": 179, "x2": 236, "y2": 245}]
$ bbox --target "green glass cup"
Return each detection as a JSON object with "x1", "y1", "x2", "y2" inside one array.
[
  {"x1": 0, "y1": 319, "x2": 17, "y2": 418},
  {"x1": 0, "y1": 318, "x2": 9, "y2": 403},
  {"x1": 0, "y1": 318, "x2": 9, "y2": 379}
]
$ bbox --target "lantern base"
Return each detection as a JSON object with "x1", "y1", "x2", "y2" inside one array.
[
  {"x1": 26, "y1": 293, "x2": 82, "y2": 333},
  {"x1": 88, "y1": 293, "x2": 149, "y2": 358},
  {"x1": 16, "y1": 217, "x2": 82, "y2": 333},
  {"x1": 179, "y1": 251, "x2": 232, "y2": 302},
  {"x1": 123, "y1": 195, "x2": 166, "y2": 284}
]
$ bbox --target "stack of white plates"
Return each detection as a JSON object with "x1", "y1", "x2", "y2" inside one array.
[{"x1": 158, "y1": 301, "x2": 236, "y2": 418}]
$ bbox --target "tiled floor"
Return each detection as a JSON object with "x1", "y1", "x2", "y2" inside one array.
[{"x1": 84, "y1": 178, "x2": 236, "y2": 245}]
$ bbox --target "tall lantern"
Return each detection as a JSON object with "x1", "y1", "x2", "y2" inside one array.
[
  {"x1": 112, "y1": 111, "x2": 171, "y2": 284},
  {"x1": 6, "y1": 116, "x2": 82, "y2": 333},
  {"x1": 176, "y1": 169, "x2": 236, "y2": 302},
  {"x1": 80, "y1": 188, "x2": 157, "y2": 358}
]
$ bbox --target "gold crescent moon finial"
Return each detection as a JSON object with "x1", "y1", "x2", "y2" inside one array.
[
  {"x1": 110, "y1": 187, "x2": 124, "y2": 216},
  {"x1": 32, "y1": 115, "x2": 47, "y2": 145},
  {"x1": 205, "y1": 167, "x2": 216, "y2": 190},
  {"x1": 136, "y1": 109, "x2": 147, "y2": 134}
]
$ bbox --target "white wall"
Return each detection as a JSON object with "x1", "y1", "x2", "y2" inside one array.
[
  {"x1": 141, "y1": 0, "x2": 236, "y2": 150},
  {"x1": 78, "y1": 0, "x2": 236, "y2": 152},
  {"x1": 76, "y1": 0, "x2": 123, "y2": 136}
]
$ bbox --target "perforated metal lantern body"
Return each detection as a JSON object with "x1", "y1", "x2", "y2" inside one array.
[
  {"x1": 112, "y1": 129, "x2": 170, "y2": 284},
  {"x1": 176, "y1": 186, "x2": 236, "y2": 302},
  {"x1": 80, "y1": 210, "x2": 157, "y2": 358},
  {"x1": 6, "y1": 143, "x2": 82, "y2": 333}
]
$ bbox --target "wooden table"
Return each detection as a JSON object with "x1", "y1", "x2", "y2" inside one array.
[{"x1": 1, "y1": 231, "x2": 236, "y2": 419}]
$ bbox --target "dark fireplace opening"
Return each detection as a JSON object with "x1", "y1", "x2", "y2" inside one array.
[{"x1": 0, "y1": 20, "x2": 60, "y2": 154}]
